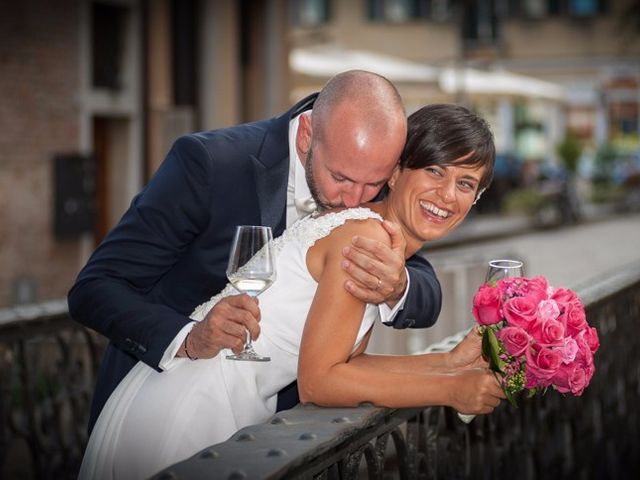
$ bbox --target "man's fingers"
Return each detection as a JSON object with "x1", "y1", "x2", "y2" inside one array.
[
  {"x1": 217, "y1": 332, "x2": 245, "y2": 353},
  {"x1": 349, "y1": 236, "x2": 388, "y2": 261},
  {"x1": 344, "y1": 280, "x2": 385, "y2": 305},
  {"x1": 381, "y1": 220, "x2": 406, "y2": 251},
  {"x1": 219, "y1": 307, "x2": 260, "y2": 340},
  {"x1": 225, "y1": 294, "x2": 261, "y2": 319},
  {"x1": 342, "y1": 256, "x2": 381, "y2": 290}
]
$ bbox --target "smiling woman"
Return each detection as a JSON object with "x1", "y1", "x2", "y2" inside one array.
[
  {"x1": 367, "y1": 104, "x2": 495, "y2": 254},
  {"x1": 79, "y1": 104, "x2": 499, "y2": 480}
]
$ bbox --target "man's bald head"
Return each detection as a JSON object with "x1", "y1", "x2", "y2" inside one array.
[
  {"x1": 311, "y1": 70, "x2": 406, "y2": 144},
  {"x1": 295, "y1": 70, "x2": 408, "y2": 209}
]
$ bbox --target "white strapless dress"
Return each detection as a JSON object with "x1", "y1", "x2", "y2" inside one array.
[{"x1": 78, "y1": 208, "x2": 383, "y2": 480}]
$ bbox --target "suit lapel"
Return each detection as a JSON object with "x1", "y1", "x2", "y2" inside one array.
[
  {"x1": 251, "y1": 93, "x2": 318, "y2": 236},
  {"x1": 251, "y1": 153, "x2": 288, "y2": 233}
]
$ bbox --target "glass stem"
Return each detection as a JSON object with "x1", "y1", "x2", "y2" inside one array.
[{"x1": 245, "y1": 329, "x2": 252, "y2": 348}]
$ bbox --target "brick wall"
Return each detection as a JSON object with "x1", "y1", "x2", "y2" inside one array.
[{"x1": 0, "y1": 1, "x2": 82, "y2": 307}]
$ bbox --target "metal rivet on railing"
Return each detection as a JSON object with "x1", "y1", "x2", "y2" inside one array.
[
  {"x1": 155, "y1": 472, "x2": 178, "y2": 480},
  {"x1": 235, "y1": 433, "x2": 256, "y2": 441},
  {"x1": 331, "y1": 417, "x2": 351, "y2": 423},
  {"x1": 270, "y1": 417, "x2": 290, "y2": 425},
  {"x1": 298, "y1": 432, "x2": 317, "y2": 440},
  {"x1": 266, "y1": 448, "x2": 287, "y2": 457},
  {"x1": 227, "y1": 471, "x2": 247, "y2": 480},
  {"x1": 199, "y1": 448, "x2": 220, "y2": 459}
]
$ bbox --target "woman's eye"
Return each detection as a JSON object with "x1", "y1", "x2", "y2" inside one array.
[
  {"x1": 426, "y1": 167, "x2": 442, "y2": 176},
  {"x1": 458, "y1": 181, "x2": 476, "y2": 191}
]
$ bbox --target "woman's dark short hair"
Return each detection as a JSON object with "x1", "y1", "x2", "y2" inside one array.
[{"x1": 400, "y1": 104, "x2": 496, "y2": 192}]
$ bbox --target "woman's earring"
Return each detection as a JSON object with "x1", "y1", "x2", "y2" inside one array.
[{"x1": 472, "y1": 188, "x2": 485, "y2": 205}]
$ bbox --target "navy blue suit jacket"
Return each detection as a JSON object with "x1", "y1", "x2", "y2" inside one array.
[{"x1": 68, "y1": 94, "x2": 442, "y2": 432}]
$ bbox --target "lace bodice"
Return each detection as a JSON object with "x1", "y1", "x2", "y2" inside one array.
[{"x1": 190, "y1": 207, "x2": 383, "y2": 321}]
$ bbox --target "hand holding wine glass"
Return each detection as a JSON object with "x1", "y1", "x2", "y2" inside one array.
[{"x1": 226, "y1": 225, "x2": 276, "y2": 362}]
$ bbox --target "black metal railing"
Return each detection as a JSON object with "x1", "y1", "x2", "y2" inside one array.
[
  {"x1": 0, "y1": 300, "x2": 106, "y2": 479},
  {"x1": 152, "y1": 262, "x2": 640, "y2": 479},
  {"x1": 1, "y1": 261, "x2": 639, "y2": 479}
]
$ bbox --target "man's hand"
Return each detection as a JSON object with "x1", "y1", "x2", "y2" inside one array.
[
  {"x1": 183, "y1": 294, "x2": 261, "y2": 359},
  {"x1": 341, "y1": 220, "x2": 407, "y2": 306}
]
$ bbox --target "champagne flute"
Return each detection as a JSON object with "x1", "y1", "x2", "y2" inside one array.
[
  {"x1": 485, "y1": 259, "x2": 524, "y2": 284},
  {"x1": 458, "y1": 258, "x2": 524, "y2": 424},
  {"x1": 225, "y1": 225, "x2": 276, "y2": 362}
]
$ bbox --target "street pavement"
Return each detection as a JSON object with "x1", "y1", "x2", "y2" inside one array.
[{"x1": 426, "y1": 209, "x2": 640, "y2": 290}]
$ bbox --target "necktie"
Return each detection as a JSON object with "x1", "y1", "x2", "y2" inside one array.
[{"x1": 294, "y1": 196, "x2": 317, "y2": 217}]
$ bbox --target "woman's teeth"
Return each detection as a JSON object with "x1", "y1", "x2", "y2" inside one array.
[{"x1": 420, "y1": 201, "x2": 451, "y2": 218}]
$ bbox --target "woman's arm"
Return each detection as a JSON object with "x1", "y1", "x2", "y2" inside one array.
[
  {"x1": 298, "y1": 220, "x2": 504, "y2": 415},
  {"x1": 347, "y1": 327, "x2": 489, "y2": 374}
]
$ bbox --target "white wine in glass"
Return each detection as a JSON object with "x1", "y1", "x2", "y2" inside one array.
[{"x1": 225, "y1": 225, "x2": 276, "y2": 362}]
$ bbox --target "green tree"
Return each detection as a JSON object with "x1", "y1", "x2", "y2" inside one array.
[{"x1": 556, "y1": 133, "x2": 582, "y2": 173}]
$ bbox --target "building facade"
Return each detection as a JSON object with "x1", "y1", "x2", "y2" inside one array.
[{"x1": 0, "y1": 0, "x2": 289, "y2": 308}]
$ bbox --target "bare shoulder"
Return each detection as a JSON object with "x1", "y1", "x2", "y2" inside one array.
[
  {"x1": 307, "y1": 215, "x2": 389, "y2": 279},
  {"x1": 328, "y1": 216, "x2": 390, "y2": 248}
]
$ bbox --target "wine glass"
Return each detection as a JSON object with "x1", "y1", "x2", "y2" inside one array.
[
  {"x1": 225, "y1": 225, "x2": 276, "y2": 362},
  {"x1": 485, "y1": 259, "x2": 524, "y2": 284}
]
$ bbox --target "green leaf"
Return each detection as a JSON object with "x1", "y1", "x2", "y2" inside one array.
[
  {"x1": 482, "y1": 327, "x2": 505, "y2": 373},
  {"x1": 505, "y1": 388, "x2": 518, "y2": 408}
]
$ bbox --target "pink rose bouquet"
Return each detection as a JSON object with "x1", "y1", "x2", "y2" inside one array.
[{"x1": 472, "y1": 276, "x2": 599, "y2": 406}]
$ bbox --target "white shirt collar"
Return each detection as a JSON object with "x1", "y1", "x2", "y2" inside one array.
[{"x1": 287, "y1": 113, "x2": 314, "y2": 225}]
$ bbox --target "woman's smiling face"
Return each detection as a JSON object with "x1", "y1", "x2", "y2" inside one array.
[{"x1": 387, "y1": 155, "x2": 486, "y2": 250}]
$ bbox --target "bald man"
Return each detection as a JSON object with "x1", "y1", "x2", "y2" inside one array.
[{"x1": 68, "y1": 70, "x2": 442, "y2": 432}]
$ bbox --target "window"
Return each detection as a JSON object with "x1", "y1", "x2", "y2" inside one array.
[
  {"x1": 462, "y1": 0, "x2": 500, "y2": 48},
  {"x1": 522, "y1": 0, "x2": 547, "y2": 18},
  {"x1": 367, "y1": 0, "x2": 453, "y2": 22},
  {"x1": 172, "y1": 0, "x2": 198, "y2": 106},
  {"x1": 290, "y1": 0, "x2": 330, "y2": 27},
  {"x1": 91, "y1": 2, "x2": 129, "y2": 90},
  {"x1": 568, "y1": 0, "x2": 598, "y2": 16}
]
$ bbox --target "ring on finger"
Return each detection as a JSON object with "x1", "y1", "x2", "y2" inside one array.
[{"x1": 374, "y1": 278, "x2": 382, "y2": 291}]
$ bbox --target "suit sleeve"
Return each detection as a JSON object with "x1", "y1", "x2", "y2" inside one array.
[
  {"x1": 387, "y1": 254, "x2": 442, "y2": 329},
  {"x1": 67, "y1": 135, "x2": 213, "y2": 370}
]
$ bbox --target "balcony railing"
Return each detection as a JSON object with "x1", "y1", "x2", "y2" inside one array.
[
  {"x1": 0, "y1": 300, "x2": 106, "y2": 479},
  {"x1": 152, "y1": 262, "x2": 640, "y2": 479},
  {"x1": 1, "y1": 261, "x2": 639, "y2": 479}
]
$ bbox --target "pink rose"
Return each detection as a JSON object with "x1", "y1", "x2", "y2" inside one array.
[
  {"x1": 525, "y1": 346, "x2": 563, "y2": 383},
  {"x1": 503, "y1": 296, "x2": 538, "y2": 330},
  {"x1": 560, "y1": 337, "x2": 579, "y2": 364},
  {"x1": 530, "y1": 317, "x2": 565, "y2": 347},
  {"x1": 576, "y1": 326, "x2": 600, "y2": 354},
  {"x1": 537, "y1": 299, "x2": 560, "y2": 322},
  {"x1": 551, "y1": 363, "x2": 588, "y2": 396},
  {"x1": 551, "y1": 287, "x2": 578, "y2": 305},
  {"x1": 523, "y1": 276, "x2": 549, "y2": 304},
  {"x1": 561, "y1": 302, "x2": 588, "y2": 336},
  {"x1": 472, "y1": 284, "x2": 503, "y2": 325},
  {"x1": 574, "y1": 336, "x2": 594, "y2": 368},
  {"x1": 497, "y1": 326, "x2": 531, "y2": 357}
]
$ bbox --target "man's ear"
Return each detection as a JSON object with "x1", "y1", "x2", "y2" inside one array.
[
  {"x1": 295, "y1": 113, "x2": 312, "y2": 161},
  {"x1": 388, "y1": 165, "x2": 401, "y2": 190}
]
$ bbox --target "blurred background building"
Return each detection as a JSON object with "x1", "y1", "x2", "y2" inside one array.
[{"x1": 0, "y1": 0, "x2": 639, "y2": 309}]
